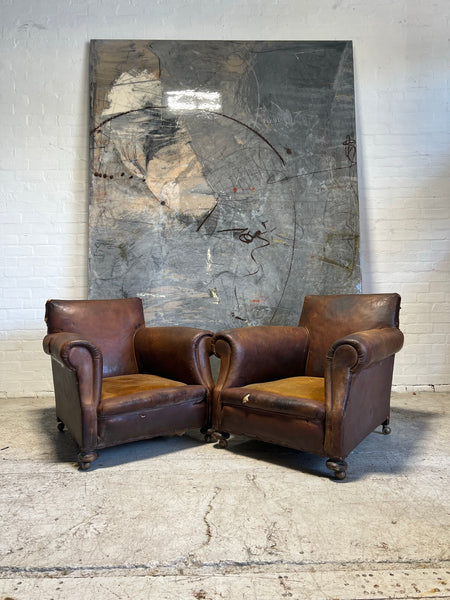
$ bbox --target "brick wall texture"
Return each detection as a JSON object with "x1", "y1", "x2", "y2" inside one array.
[{"x1": 1, "y1": 0, "x2": 449, "y2": 396}]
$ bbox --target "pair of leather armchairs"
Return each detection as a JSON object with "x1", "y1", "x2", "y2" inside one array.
[{"x1": 43, "y1": 293, "x2": 403, "y2": 479}]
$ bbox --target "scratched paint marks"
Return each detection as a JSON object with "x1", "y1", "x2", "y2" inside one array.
[{"x1": 88, "y1": 41, "x2": 361, "y2": 329}]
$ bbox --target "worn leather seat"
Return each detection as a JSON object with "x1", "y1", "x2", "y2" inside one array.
[
  {"x1": 211, "y1": 294, "x2": 404, "y2": 479},
  {"x1": 43, "y1": 298, "x2": 214, "y2": 469}
]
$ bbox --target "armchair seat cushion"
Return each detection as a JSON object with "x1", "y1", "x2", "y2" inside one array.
[
  {"x1": 220, "y1": 376, "x2": 325, "y2": 420},
  {"x1": 99, "y1": 374, "x2": 206, "y2": 416}
]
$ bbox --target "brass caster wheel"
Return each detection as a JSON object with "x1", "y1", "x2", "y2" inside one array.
[
  {"x1": 382, "y1": 424, "x2": 391, "y2": 435},
  {"x1": 78, "y1": 451, "x2": 98, "y2": 471},
  {"x1": 202, "y1": 427, "x2": 216, "y2": 443},
  {"x1": 57, "y1": 418, "x2": 65, "y2": 432},
  {"x1": 326, "y1": 458, "x2": 348, "y2": 481},
  {"x1": 215, "y1": 431, "x2": 230, "y2": 448}
]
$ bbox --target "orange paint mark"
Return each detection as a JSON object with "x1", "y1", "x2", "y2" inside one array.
[{"x1": 232, "y1": 187, "x2": 256, "y2": 198}]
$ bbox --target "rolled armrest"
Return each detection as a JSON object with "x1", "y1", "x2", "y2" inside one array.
[
  {"x1": 327, "y1": 327, "x2": 404, "y2": 372},
  {"x1": 43, "y1": 332, "x2": 102, "y2": 370},
  {"x1": 43, "y1": 332, "x2": 102, "y2": 416},
  {"x1": 134, "y1": 326, "x2": 214, "y2": 388},
  {"x1": 324, "y1": 327, "x2": 404, "y2": 458},
  {"x1": 213, "y1": 326, "x2": 310, "y2": 389}
]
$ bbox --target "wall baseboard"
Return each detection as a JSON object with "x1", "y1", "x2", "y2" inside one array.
[
  {"x1": 392, "y1": 384, "x2": 450, "y2": 393},
  {"x1": 1, "y1": 386, "x2": 449, "y2": 401}
]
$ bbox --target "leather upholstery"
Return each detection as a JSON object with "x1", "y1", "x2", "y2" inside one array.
[
  {"x1": 214, "y1": 326, "x2": 310, "y2": 389},
  {"x1": 300, "y1": 293, "x2": 401, "y2": 377},
  {"x1": 212, "y1": 294, "x2": 404, "y2": 479},
  {"x1": 43, "y1": 298, "x2": 214, "y2": 469},
  {"x1": 45, "y1": 298, "x2": 144, "y2": 377}
]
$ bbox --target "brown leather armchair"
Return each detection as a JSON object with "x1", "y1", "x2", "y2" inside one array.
[
  {"x1": 211, "y1": 294, "x2": 404, "y2": 480},
  {"x1": 43, "y1": 298, "x2": 214, "y2": 469}
]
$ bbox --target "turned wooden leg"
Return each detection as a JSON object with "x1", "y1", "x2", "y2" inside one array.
[
  {"x1": 216, "y1": 431, "x2": 230, "y2": 448},
  {"x1": 202, "y1": 429, "x2": 230, "y2": 446},
  {"x1": 56, "y1": 417, "x2": 65, "y2": 432},
  {"x1": 78, "y1": 451, "x2": 98, "y2": 470},
  {"x1": 381, "y1": 418, "x2": 391, "y2": 435},
  {"x1": 205, "y1": 430, "x2": 230, "y2": 448},
  {"x1": 201, "y1": 426, "x2": 214, "y2": 443},
  {"x1": 217, "y1": 436, "x2": 228, "y2": 448},
  {"x1": 326, "y1": 458, "x2": 348, "y2": 480}
]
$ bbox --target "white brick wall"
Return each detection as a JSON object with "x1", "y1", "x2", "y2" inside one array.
[{"x1": 1, "y1": 0, "x2": 449, "y2": 397}]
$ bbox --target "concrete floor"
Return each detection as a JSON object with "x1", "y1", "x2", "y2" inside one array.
[{"x1": 0, "y1": 392, "x2": 449, "y2": 600}]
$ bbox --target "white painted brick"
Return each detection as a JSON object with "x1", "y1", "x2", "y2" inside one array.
[
  {"x1": 1, "y1": 0, "x2": 449, "y2": 396},
  {"x1": 416, "y1": 293, "x2": 446, "y2": 303},
  {"x1": 430, "y1": 282, "x2": 450, "y2": 293}
]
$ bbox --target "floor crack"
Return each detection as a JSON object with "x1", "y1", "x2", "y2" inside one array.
[{"x1": 203, "y1": 486, "x2": 221, "y2": 546}]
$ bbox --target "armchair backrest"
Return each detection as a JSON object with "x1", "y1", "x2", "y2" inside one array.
[
  {"x1": 45, "y1": 298, "x2": 145, "y2": 377},
  {"x1": 299, "y1": 294, "x2": 401, "y2": 377}
]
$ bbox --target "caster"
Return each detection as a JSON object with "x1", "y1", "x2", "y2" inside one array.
[
  {"x1": 381, "y1": 419, "x2": 391, "y2": 435},
  {"x1": 77, "y1": 451, "x2": 98, "y2": 470},
  {"x1": 326, "y1": 458, "x2": 348, "y2": 481}
]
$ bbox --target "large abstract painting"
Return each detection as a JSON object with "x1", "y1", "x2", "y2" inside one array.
[{"x1": 89, "y1": 40, "x2": 360, "y2": 329}]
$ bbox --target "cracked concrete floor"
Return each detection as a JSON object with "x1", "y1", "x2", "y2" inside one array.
[{"x1": 0, "y1": 392, "x2": 449, "y2": 599}]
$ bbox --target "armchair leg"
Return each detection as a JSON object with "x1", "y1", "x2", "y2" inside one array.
[
  {"x1": 326, "y1": 458, "x2": 348, "y2": 480},
  {"x1": 78, "y1": 451, "x2": 98, "y2": 470},
  {"x1": 216, "y1": 432, "x2": 230, "y2": 449},
  {"x1": 381, "y1": 419, "x2": 391, "y2": 435},
  {"x1": 204, "y1": 429, "x2": 230, "y2": 448},
  {"x1": 56, "y1": 417, "x2": 65, "y2": 432},
  {"x1": 201, "y1": 426, "x2": 214, "y2": 443}
]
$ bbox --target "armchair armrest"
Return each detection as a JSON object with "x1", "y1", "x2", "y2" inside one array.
[
  {"x1": 213, "y1": 326, "x2": 310, "y2": 389},
  {"x1": 43, "y1": 332, "x2": 102, "y2": 369},
  {"x1": 324, "y1": 327, "x2": 404, "y2": 459},
  {"x1": 134, "y1": 327, "x2": 214, "y2": 388},
  {"x1": 43, "y1": 332, "x2": 103, "y2": 408},
  {"x1": 43, "y1": 333, "x2": 102, "y2": 451},
  {"x1": 327, "y1": 327, "x2": 404, "y2": 373}
]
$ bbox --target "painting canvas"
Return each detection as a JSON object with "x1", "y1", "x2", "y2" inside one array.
[{"x1": 89, "y1": 40, "x2": 361, "y2": 329}]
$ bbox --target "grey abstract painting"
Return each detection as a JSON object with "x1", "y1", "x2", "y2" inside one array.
[{"x1": 89, "y1": 40, "x2": 360, "y2": 329}]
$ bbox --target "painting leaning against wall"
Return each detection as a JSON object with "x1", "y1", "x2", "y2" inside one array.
[{"x1": 88, "y1": 40, "x2": 361, "y2": 330}]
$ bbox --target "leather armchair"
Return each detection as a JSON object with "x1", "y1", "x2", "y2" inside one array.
[
  {"x1": 43, "y1": 298, "x2": 214, "y2": 469},
  {"x1": 211, "y1": 294, "x2": 404, "y2": 480}
]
